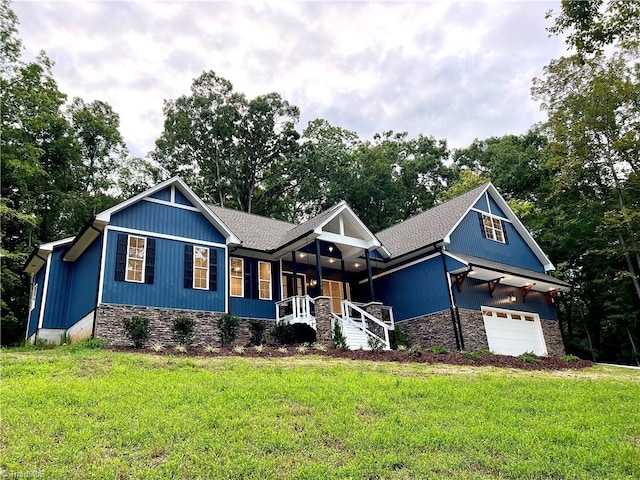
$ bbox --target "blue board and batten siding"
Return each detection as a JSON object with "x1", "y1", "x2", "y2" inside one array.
[
  {"x1": 229, "y1": 256, "x2": 280, "y2": 320},
  {"x1": 449, "y1": 211, "x2": 544, "y2": 272},
  {"x1": 27, "y1": 267, "x2": 46, "y2": 336},
  {"x1": 110, "y1": 200, "x2": 226, "y2": 245},
  {"x1": 454, "y1": 277, "x2": 557, "y2": 320},
  {"x1": 374, "y1": 256, "x2": 450, "y2": 321},
  {"x1": 33, "y1": 237, "x2": 102, "y2": 331},
  {"x1": 102, "y1": 232, "x2": 226, "y2": 312}
]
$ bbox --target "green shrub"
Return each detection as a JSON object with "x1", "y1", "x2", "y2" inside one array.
[
  {"x1": 367, "y1": 336, "x2": 385, "y2": 353},
  {"x1": 150, "y1": 342, "x2": 164, "y2": 352},
  {"x1": 332, "y1": 322, "x2": 347, "y2": 349},
  {"x1": 390, "y1": 325, "x2": 406, "y2": 350},
  {"x1": 174, "y1": 345, "x2": 187, "y2": 353},
  {"x1": 408, "y1": 344, "x2": 422, "y2": 357},
  {"x1": 232, "y1": 345, "x2": 245, "y2": 355},
  {"x1": 249, "y1": 319, "x2": 267, "y2": 346},
  {"x1": 562, "y1": 354, "x2": 580, "y2": 362},
  {"x1": 172, "y1": 315, "x2": 196, "y2": 346},
  {"x1": 312, "y1": 342, "x2": 327, "y2": 352},
  {"x1": 254, "y1": 344, "x2": 264, "y2": 353},
  {"x1": 34, "y1": 337, "x2": 54, "y2": 350},
  {"x1": 296, "y1": 344, "x2": 308, "y2": 354},
  {"x1": 122, "y1": 316, "x2": 151, "y2": 348},
  {"x1": 69, "y1": 338, "x2": 106, "y2": 352},
  {"x1": 217, "y1": 314, "x2": 240, "y2": 346},
  {"x1": 463, "y1": 351, "x2": 481, "y2": 361},
  {"x1": 60, "y1": 331, "x2": 71, "y2": 345},
  {"x1": 271, "y1": 323, "x2": 295, "y2": 345},
  {"x1": 519, "y1": 351, "x2": 542, "y2": 364},
  {"x1": 429, "y1": 345, "x2": 449, "y2": 355},
  {"x1": 478, "y1": 349, "x2": 493, "y2": 356}
]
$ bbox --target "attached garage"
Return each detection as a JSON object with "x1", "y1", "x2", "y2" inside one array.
[{"x1": 481, "y1": 307, "x2": 548, "y2": 356}]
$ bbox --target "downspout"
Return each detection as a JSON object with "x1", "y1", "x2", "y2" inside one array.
[{"x1": 439, "y1": 247, "x2": 462, "y2": 351}]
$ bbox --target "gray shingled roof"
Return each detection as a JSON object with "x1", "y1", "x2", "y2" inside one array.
[
  {"x1": 210, "y1": 203, "x2": 347, "y2": 252},
  {"x1": 210, "y1": 206, "x2": 295, "y2": 251},
  {"x1": 450, "y1": 252, "x2": 571, "y2": 288},
  {"x1": 376, "y1": 183, "x2": 489, "y2": 258}
]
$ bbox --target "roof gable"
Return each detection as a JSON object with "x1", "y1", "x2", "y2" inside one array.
[
  {"x1": 376, "y1": 183, "x2": 555, "y2": 271},
  {"x1": 376, "y1": 183, "x2": 489, "y2": 259},
  {"x1": 95, "y1": 177, "x2": 239, "y2": 244}
]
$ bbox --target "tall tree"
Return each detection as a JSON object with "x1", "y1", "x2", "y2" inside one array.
[
  {"x1": 153, "y1": 71, "x2": 300, "y2": 216},
  {"x1": 68, "y1": 98, "x2": 127, "y2": 196}
]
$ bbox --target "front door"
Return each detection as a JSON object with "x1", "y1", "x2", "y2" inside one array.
[
  {"x1": 322, "y1": 279, "x2": 350, "y2": 314},
  {"x1": 281, "y1": 272, "x2": 306, "y2": 299}
]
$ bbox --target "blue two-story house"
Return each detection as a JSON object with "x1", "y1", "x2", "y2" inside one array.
[{"x1": 24, "y1": 177, "x2": 569, "y2": 356}]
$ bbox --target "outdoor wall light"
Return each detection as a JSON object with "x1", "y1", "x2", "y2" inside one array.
[
  {"x1": 354, "y1": 262, "x2": 360, "y2": 268},
  {"x1": 328, "y1": 245, "x2": 334, "y2": 253},
  {"x1": 508, "y1": 295, "x2": 517, "y2": 303},
  {"x1": 309, "y1": 279, "x2": 318, "y2": 287}
]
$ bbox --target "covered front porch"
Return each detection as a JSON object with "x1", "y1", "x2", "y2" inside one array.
[{"x1": 272, "y1": 202, "x2": 394, "y2": 349}]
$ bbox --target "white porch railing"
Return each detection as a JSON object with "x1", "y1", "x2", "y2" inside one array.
[
  {"x1": 275, "y1": 295, "x2": 316, "y2": 330},
  {"x1": 341, "y1": 300, "x2": 393, "y2": 350}
]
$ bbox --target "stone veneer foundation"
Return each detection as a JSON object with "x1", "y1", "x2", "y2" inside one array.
[
  {"x1": 397, "y1": 307, "x2": 566, "y2": 356},
  {"x1": 399, "y1": 310, "x2": 459, "y2": 351},
  {"x1": 95, "y1": 304, "x2": 275, "y2": 347}
]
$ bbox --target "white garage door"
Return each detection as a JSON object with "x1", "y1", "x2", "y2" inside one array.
[{"x1": 482, "y1": 307, "x2": 548, "y2": 356}]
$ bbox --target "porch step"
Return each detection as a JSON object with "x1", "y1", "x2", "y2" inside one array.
[{"x1": 342, "y1": 320, "x2": 371, "y2": 350}]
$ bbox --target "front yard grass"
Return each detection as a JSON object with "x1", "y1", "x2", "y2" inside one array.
[{"x1": 1, "y1": 348, "x2": 639, "y2": 479}]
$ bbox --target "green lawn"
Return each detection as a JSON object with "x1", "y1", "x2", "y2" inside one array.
[{"x1": 1, "y1": 348, "x2": 639, "y2": 479}]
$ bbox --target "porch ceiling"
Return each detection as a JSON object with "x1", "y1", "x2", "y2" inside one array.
[{"x1": 292, "y1": 251, "x2": 367, "y2": 273}]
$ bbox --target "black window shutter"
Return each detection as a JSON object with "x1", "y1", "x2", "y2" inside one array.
[
  {"x1": 115, "y1": 233, "x2": 127, "y2": 281},
  {"x1": 271, "y1": 262, "x2": 278, "y2": 299},
  {"x1": 252, "y1": 261, "x2": 259, "y2": 299},
  {"x1": 145, "y1": 238, "x2": 155, "y2": 284},
  {"x1": 184, "y1": 245, "x2": 193, "y2": 289},
  {"x1": 478, "y1": 212, "x2": 487, "y2": 238},
  {"x1": 244, "y1": 259, "x2": 252, "y2": 299},
  {"x1": 209, "y1": 249, "x2": 218, "y2": 291},
  {"x1": 502, "y1": 221, "x2": 509, "y2": 244}
]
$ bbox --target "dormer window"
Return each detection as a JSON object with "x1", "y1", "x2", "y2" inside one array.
[{"x1": 482, "y1": 214, "x2": 505, "y2": 243}]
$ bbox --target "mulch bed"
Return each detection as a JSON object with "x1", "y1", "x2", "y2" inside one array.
[{"x1": 108, "y1": 345, "x2": 593, "y2": 371}]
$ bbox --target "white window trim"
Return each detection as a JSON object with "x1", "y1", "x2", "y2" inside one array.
[
  {"x1": 126, "y1": 235, "x2": 147, "y2": 283},
  {"x1": 482, "y1": 213, "x2": 506, "y2": 244},
  {"x1": 193, "y1": 246, "x2": 209, "y2": 290},
  {"x1": 230, "y1": 257, "x2": 244, "y2": 297},
  {"x1": 258, "y1": 261, "x2": 272, "y2": 300}
]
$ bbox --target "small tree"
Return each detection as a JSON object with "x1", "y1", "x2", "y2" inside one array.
[
  {"x1": 217, "y1": 314, "x2": 240, "y2": 346},
  {"x1": 332, "y1": 322, "x2": 347, "y2": 349},
  {"x1": 123, "y1": 316, "x2": 151, "y2": 348},
  {"x1": 172, "y1": 315, "x2": 196, "y2": 346},
  {"x1": 390, "y1": 325, "x2": 407, "y2": 350},
  {"x1": 249, "y1": 319, "x2": 266, "y2": 346}
]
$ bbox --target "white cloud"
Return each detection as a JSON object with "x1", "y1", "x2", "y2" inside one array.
[{"x1": 12, "y1": 0, "x2": 566, "y2": 156}]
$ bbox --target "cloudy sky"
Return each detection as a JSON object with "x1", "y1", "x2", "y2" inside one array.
[{"x1": 13, "y1": 0, "x2": 567, "y2": 157}]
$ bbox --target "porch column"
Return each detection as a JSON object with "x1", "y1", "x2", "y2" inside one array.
[
  {"x1": 365, "y1": 249, "x2": 375, "y2": 301},
  {"x1": 315, "y1": 239, "x2": 323, "y2": 296},
  {"x1": 341, "y1": 259, "x2": 348, "y2": 299},
  {"x1": 291, "y1": 251, "x2": 298, "y2": 296}
]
